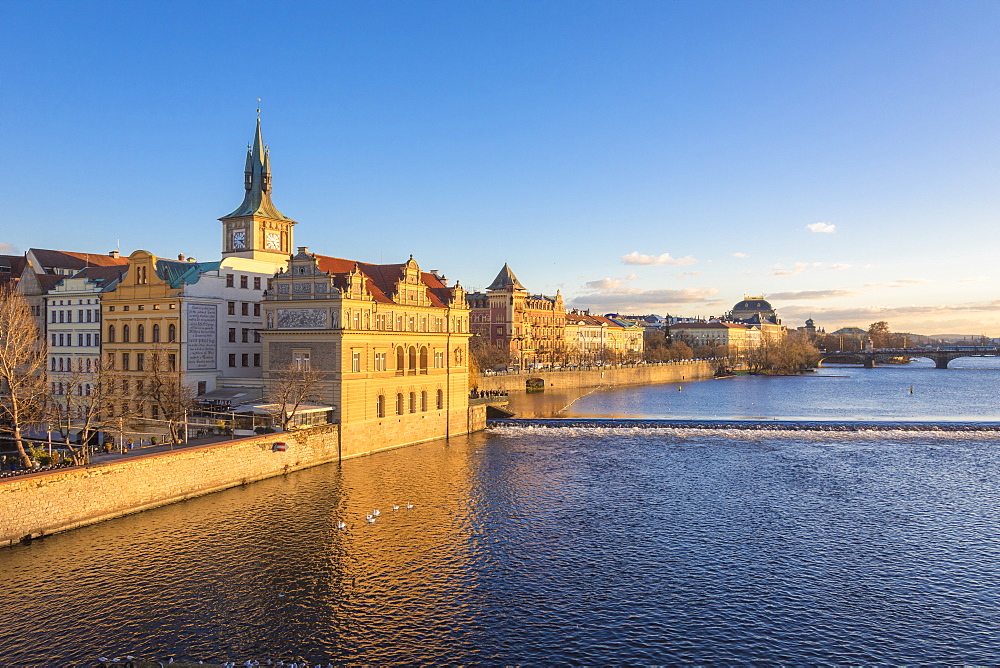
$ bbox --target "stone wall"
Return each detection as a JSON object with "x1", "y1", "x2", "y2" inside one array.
[
  {"x1": 0, "y1": 403, "x2": 486, "y2": 548},
  {"x1": 474, "y1": 360, "x2": 716, "y2": 393}
]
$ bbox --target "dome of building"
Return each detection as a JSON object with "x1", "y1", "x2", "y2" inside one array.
[{"x1": 730, "y1": 295, "x2": 775, "y2": 321}]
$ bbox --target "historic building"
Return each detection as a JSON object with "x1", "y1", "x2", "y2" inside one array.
[
  {"x1": 468, "y1": 264, "x2": 567, "y2": 368},
  {"x1": 670, "y1": 320, "x2": 763, "y2": 355},
  {"x1": 45, "y1": 265, "x2": 127, "y2": 398},
  {"x1": 565, "y1": 310, "x2": 644, "y2": 363},
  {"x1": 261, "y1": 248, "x2": 474, "y2": 450}
]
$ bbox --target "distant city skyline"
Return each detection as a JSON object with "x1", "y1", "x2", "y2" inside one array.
[{"x1": 3, "y1": 1, "x2": 999, "y2": 335}]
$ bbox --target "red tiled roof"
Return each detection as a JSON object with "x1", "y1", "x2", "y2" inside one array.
[
  {"x1": 29, "y1": 248, "x2": 129, "y2": 271},
  {"x1": 313, "y1": 254, "x2": 453, "y2": 308}
]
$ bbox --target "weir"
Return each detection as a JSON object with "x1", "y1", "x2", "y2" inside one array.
[{"x1": 488, "y1": 418, "x2": 1000, "y2": 432}]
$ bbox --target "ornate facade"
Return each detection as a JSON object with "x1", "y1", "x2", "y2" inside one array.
[
  {"x1": 468, "y1": 264, "x2": 567, "y2": 368},
  {"x1": 261, "y1": 248, "x2": 474, "y2": 449}
]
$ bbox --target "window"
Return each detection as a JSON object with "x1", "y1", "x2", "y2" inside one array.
[
  {"x1": 241, "y1": 353, "x2": 249, "y2": 367},
  {"x1": 242, "y1": 302, "x2": 249, "y2": 316},
  {"x1": 396, "y1": 393, "x2": 404, "y2": 415},
  {"x1": 254, "y1": 276, "x2": 261, "y2": 290},
  {"x1": 408, "y1": 346, "x2": 417, "y2": 373},
  {"x1": 253, "y1": 353, "x2": 260, "y2": 367},
  {"x1": 353, "y1": 312, "x2": 361, "y2": 329},
  {"x1": 437, "y1": 389, "x2": 444, "y2": 410},
  {"x1": 377, "y1": 395, "x2": 385, "y2": 418},
  {"x1": 151, "y1": 406, "x2": 159, "y2": 420},
  {"x1": 229, "y1": 328, "x2": 236, "y2": 343},
  {"x1": 168, "y1": 353, "x2": 176, "y2": 371},
  {"x1": 434, "y1": 350, "x2": 444, "y2": 369},
  {"x1": 228, "y1": 302, "x2": 235, "y2": 315},
  {"x1": 375, "y1": 352, "x2": 386, "y2": 371},
  {"x1": 419, "y1": 347, "x2": 428, "y2": 374},
  {"x1": 240, "y1": 275, "x2": 248, "y2": 289},
  {"x1": 78, "y1": 333, "x2": 84, "y2": 346},
  {"x1": 421, "y1": 391, "x2": 427, "y2": 412},
  {"x1": 137, "y1": 324, "x2": 145, "y2": 343},
  {"x1": 107, "y1": 352, "x2": 115, "y2": 369},
  {"x1": 396, "y1": 347, "x2": 405, "y2": 373},
  {"x1": 59, "y1": 311, "x2": 64, "y2": 323},
  {"x1": 409, "y1": 392, "x2": 416, "y2": 413},
  {"x1": 168, "y1": 324, "x2": 176, "y2": 342},
  {"x1": 242, "y1": 328, "x2": 249, "y2": 343},
  {"x1": 121, "y1": 353, "x2": 129, "y2": 371},
  {"x1": 293, "y1": 350, "x2": 311, "y2": 371},
  {"x1": 253, "y1": 303, "x2": 261, "y2": 317},
  {"x1": 352, "y1": 351, "x2": 361, "y2": 373},
  {"x1": 50, "y1": 358, "x2": 56, "y2": 371},
  {"x1": 229, "y1": 354, "x2": 236, "y2": 367},
  {"x1": 122, "y1": 325, "x2": 130, "y2": 343},
  {"x1": 267, "y1": 278, "x2": 273, "y2": 290},
  {"x1": 254, "y1": 331, "x2": 261, "y2": 343},
  {"x1": 136, "y1": 353, "x2": 144, "y2": 371},
  {"x1": 226, "y1": 274, "x2": 234, "y2": 287},
  {"x1": 152, "y1": 324, "x2": 160, "y2": 342},
  {"x1": 51, "y1": 333, "x2": 56, "y2": 347}
]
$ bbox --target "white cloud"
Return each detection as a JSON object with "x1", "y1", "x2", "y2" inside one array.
[
  {"x1": 731, "y1": 252, "x2": 748, "y2": 258},
  {"x1": 621, "y1": 251, "x2": 697, "y2": 266},
  {"x1": 806, "y1": 222, "x2": 836, "y2": 234},
  {"x1": 771, "y1": 261, "x2": 822, "y2": 276},
  {"x1": 830, "y1": 263, "x2": 853, "y2": 270},
  {"x1": 585, "y1": 277, "x2": 628, "y2": 290},
  {"x1": 768, "y1": 289, "x2": 857, "y2": 300},
  {"x1": 572, "y1": 286, "x2": 721, "y2": 311},
  {"x1": 0, "y1": 242, "x2": 18, "y2": 253}
]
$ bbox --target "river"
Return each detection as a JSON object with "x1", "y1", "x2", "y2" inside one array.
[{"x1": 2, "y1": 360, "x2": 1000, "y2": 664}]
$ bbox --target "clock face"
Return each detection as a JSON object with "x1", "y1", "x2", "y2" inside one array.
[
  {"x1": 265, "y1": 231, "x2": 281, "y2": 250},
  {"x1": 232, "y1": 230, "x2": 246, "y2": 249}
]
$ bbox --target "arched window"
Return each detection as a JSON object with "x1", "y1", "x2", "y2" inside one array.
[
  {"x1": 137, "y1": 324, "x2": 145, "y2": 343},
  {"x1": 419, "y1": 346, "x2": 428, "y2": 374},
  {"x1": 421, "y1": 391, "x2": 427, "y2": 412},
  {"x1": 396, "y1": 346, "x2": 405, "y2": 373},
  {"x1": 396, "y1": 393, "x2": 404, "y2": 415},
  {"x1": 107, "y1": 325, "x2": 115, "y2": 343},
  {"x1": 377, "y1": 395, "x2": 385, "y2": 418},
  {"x1": 409, "y1": 392, "x2": 416, "y2": 413},
  {"x1": 152, "y1": 324, "x2": 160, "y2": 342},
  {"x1": 437, "y1": 389, "x2": 444, "y2": 410},
  {"x1": 408, "y1": 346, "x2": 417, "y2": 373},
  {"x1": 168, "y1": 324, "x2": 176, "y2": 342},
  {"x1": 122, "y1": 325, "x2": 130, "y2": 343},
  {"x1": 50, "y1": 358, "x2": 56, "y2": 371},
  {"x1": 58, "y1": 358, "x2": 64, "y2": 372}
]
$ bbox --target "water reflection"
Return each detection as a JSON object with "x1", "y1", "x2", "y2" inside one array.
[{"x1": 3, "y1": 363, "x2": 1000, "y2": 663}]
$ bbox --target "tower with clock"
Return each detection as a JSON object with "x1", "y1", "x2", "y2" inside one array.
[{"x1": 219, "y1": 119, "x2": 297, "y2": 260}]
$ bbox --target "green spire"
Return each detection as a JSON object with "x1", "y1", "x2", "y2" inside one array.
[{"x1": 220, "y1": 118, "x2": 294, "y2": 222}]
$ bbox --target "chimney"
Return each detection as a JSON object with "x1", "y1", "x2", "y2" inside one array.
[
  {"x1": 178, "y1": 253, "x2": 185, "y2": 262},
  {"x1": 109, "y1": 251, "x2": 120, "y2": 259},
  {"x1": 187, "y1": 257, "x2": 196, "y2": 263},
  {"x1": 297, "y1": 246, "x2": 309, "y2": 254}
]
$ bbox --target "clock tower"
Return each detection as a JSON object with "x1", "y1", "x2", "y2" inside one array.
[{"x1": 220, "y1": 118, "x2": 297, "y2": 260}]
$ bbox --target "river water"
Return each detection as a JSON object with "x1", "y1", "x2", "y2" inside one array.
[{"x1": 3, "y1": 360, "x2": 1000, "y2": 664}]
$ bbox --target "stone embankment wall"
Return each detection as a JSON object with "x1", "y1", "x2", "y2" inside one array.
[{"x1": 475, "y1": 360, "x2": 716, "y2": 393}]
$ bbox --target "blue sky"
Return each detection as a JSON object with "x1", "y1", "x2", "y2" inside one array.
[{"x1": 3, "y1": 1, "x2": 999, "y2": 335}]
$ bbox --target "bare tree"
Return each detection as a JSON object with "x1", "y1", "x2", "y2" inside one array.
[
  {"x1": 46, "y1": 361, "x2": 134, "y2": 463},
  {"x1": 0, "y1": 287, "x2": 48, "y2": 468},
  {"x1": 138, "y1": 350, "x2": 196, "y2": 444},
  {"x1": 265, "y1": 363, "x2": 324, "y2": 431}
]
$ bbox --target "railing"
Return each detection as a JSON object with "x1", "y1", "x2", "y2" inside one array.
[{"x1": 479, "y1": 358, "x2": 719, "y2": 376}]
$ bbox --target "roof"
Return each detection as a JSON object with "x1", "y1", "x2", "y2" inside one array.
[
  {"x1": 28, "y1": 249, "x2": 129, "y2": 271},
  {"x1": 220, "y1": 119, "x2": 296, "y2": 222},
  {"x1": 487, "y1": 263, "x2": 525, "y2": 291},
  {"x1": 312, "y1": 254, "x2": 455, "y2": 308},
  {"x1": 0, "y1": 255, "x2": 25, "y2": 288},
  {"x1": 732, "y1": 297, "x2": 774, "y2": 313},
  {"x1": 74, "y1": 264, "x2": 129, "y2": 288},
  {"x1": 153, "y1": 259, "x2": 222, "y2": 289},
  {"x1": 672, "y1": 321, "x2": 751, "y2": 330}
]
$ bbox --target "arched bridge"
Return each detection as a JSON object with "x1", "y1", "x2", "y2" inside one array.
[{"x1": 819, "y1": 346, "x2": 1000, "y2": 369}]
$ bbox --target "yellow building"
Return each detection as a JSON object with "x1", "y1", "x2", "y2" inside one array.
[{"x1": 261, "y1": 248, "x2": 475, "y2": 454}]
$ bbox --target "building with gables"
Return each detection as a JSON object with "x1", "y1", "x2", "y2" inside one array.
[
  {"x1": 467, "y1": 264, "x2": 567, "y2": 369},
  {"x1": 261, "y1": 248, "x2": 475, "y2": 453}
]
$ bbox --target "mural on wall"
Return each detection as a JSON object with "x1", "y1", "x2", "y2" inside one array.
[
  {"x1": 277, "y1": 308, "x2": 327, "y2": 329},
  {"x1": 187, "y1": 303, "x2": 217, "y2": 370}
]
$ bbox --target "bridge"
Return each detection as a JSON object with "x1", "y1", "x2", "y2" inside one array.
[{"x1": 819, "y1": 346, "x2": 1000, "y2": 369}]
